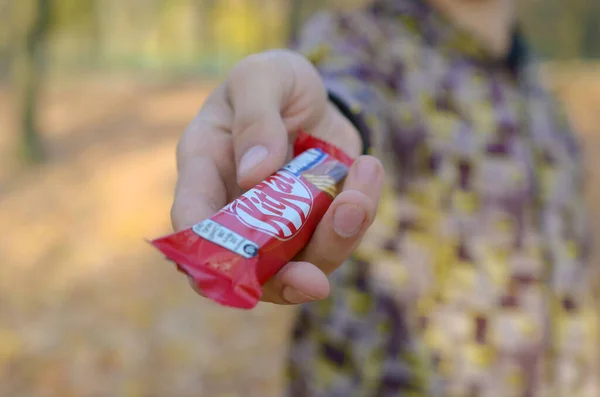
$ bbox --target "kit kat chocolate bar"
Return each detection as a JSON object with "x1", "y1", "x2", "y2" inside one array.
[{"x1": 151, "y1": 131, "x2": 354, "y2": 309}]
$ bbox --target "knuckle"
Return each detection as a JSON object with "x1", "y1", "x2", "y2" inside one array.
[
  {"x1": 176, "y1": 124, "x2": 220, "y2": 167},
  {"x1": 265, "y1": 49, "x2": 308, "y2": 67},
  {"x1": 308, "y1": 250, "x2": 341, "y2": 275},
  {"x1": 175, "y1": 131, "x2": 195, "y2": 162},
  {"x1": 232, "y1": 111, "x2": 270, "y2": 143},
  {"x1": 227, "y1": 50, "x2": 308, "y2": 95},
  {"x1": 228, "y1": 52, "x2": 275, "y2": 85},
  {"x1": 176, "y1": 120, "x2": 206, "y2": 161}
]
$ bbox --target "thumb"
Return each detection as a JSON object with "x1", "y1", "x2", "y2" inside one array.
[{"x1": 226, "y1": 50, "x2": 328, "y2": 189}]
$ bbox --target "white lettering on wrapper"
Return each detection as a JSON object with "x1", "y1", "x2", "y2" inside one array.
[
  {"x1": 224, "y1": 170, "x2": 314, "y2": 241},
  {"x1": 192, "y1": 219, "x2": 259, "y2": 258}
]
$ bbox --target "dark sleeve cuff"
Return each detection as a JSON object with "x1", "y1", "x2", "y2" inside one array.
[{"x1": 327, "y1": 91, "x2": 371, "y2": 156}]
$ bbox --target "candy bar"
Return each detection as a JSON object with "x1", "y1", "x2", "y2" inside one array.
[{"x1": 151, "y1": 131, "x2": 354, "y2": 309}]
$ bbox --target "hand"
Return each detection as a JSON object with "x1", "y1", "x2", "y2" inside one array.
[{"x1": 171, "y1": 50, "x2": 384, "y2": 304}]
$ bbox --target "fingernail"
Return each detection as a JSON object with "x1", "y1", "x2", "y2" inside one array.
[
  {"x1": 333, "y1": 204, "x2": 365, "y2": 238},
  {"x1": 356, "y1": 157, "x2": 378, "y2": 184},
  {"x1": 282, "y1": 286, "x2": 316, "y2": 304},
  {"x1": 239, "y1": 145, "x2": 268, "y2": 180}
]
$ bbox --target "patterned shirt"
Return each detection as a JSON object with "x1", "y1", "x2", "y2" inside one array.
[{"x1": 286, "y1": 1, "x2": 599, "y2": 396}]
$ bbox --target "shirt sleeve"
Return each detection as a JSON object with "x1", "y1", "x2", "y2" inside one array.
[
  {"x1": 532, "y1": 88, "x2": 599, "y2": 394},
  {"x1": 548, "y1": 104, "x2": 599, "y2": 396},
  {"x1": 290, "y1": 10, "x2": 394, "y2": 156}
]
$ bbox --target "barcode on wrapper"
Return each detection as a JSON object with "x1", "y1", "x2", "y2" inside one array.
[{"x1": 192, "y1": 219, "x2": 259, "y2": 259}]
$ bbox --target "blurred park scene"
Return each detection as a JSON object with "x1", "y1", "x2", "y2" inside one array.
[{"x1": 1, "y1": 0, "x2": 600, "y2": 396}]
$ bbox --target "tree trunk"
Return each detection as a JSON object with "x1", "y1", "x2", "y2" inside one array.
[
  {"x1": 288, "y1": 0, "x2": 303, "y2": 45},
  {"x1": 11, "y1": 0, "x2": 51, "y2": 163}
]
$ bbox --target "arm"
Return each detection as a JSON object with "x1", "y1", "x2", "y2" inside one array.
[{"x1": 544, "y1": 101, "x2": 599, "y2": 395}]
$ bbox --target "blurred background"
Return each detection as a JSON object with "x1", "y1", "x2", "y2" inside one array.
[{"x1": 0, "y1": 0, "x2": 599, "y2": 396}]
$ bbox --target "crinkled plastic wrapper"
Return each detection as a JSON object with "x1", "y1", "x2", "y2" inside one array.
[{"x1": 151, "y1": 131, "x2": 354, "y2": 309}]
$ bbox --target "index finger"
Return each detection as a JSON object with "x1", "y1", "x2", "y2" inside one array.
[
  {"x1": 171, "y1": 155, "x2": 228, "y2": 231},
  {"x1": 170, "y1": 85, "x2": 238, "y2": 231}
]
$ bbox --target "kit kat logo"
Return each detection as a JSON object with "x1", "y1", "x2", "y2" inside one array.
[{"x1": 225, "y1": 171, "x2": 313, "y2": 240}]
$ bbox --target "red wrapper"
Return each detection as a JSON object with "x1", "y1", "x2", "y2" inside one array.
[{"x1": 151, "y1": 131, "x2": 354, "y2": 309}]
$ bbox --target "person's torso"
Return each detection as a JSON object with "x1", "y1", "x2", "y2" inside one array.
[{"x1": 342, "y1": 3, "x2": 592, "y2": 395}]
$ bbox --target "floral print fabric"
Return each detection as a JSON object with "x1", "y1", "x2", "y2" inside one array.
[{"x1": 285, "y1": 1, "x2": 599, "y2": 396}]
